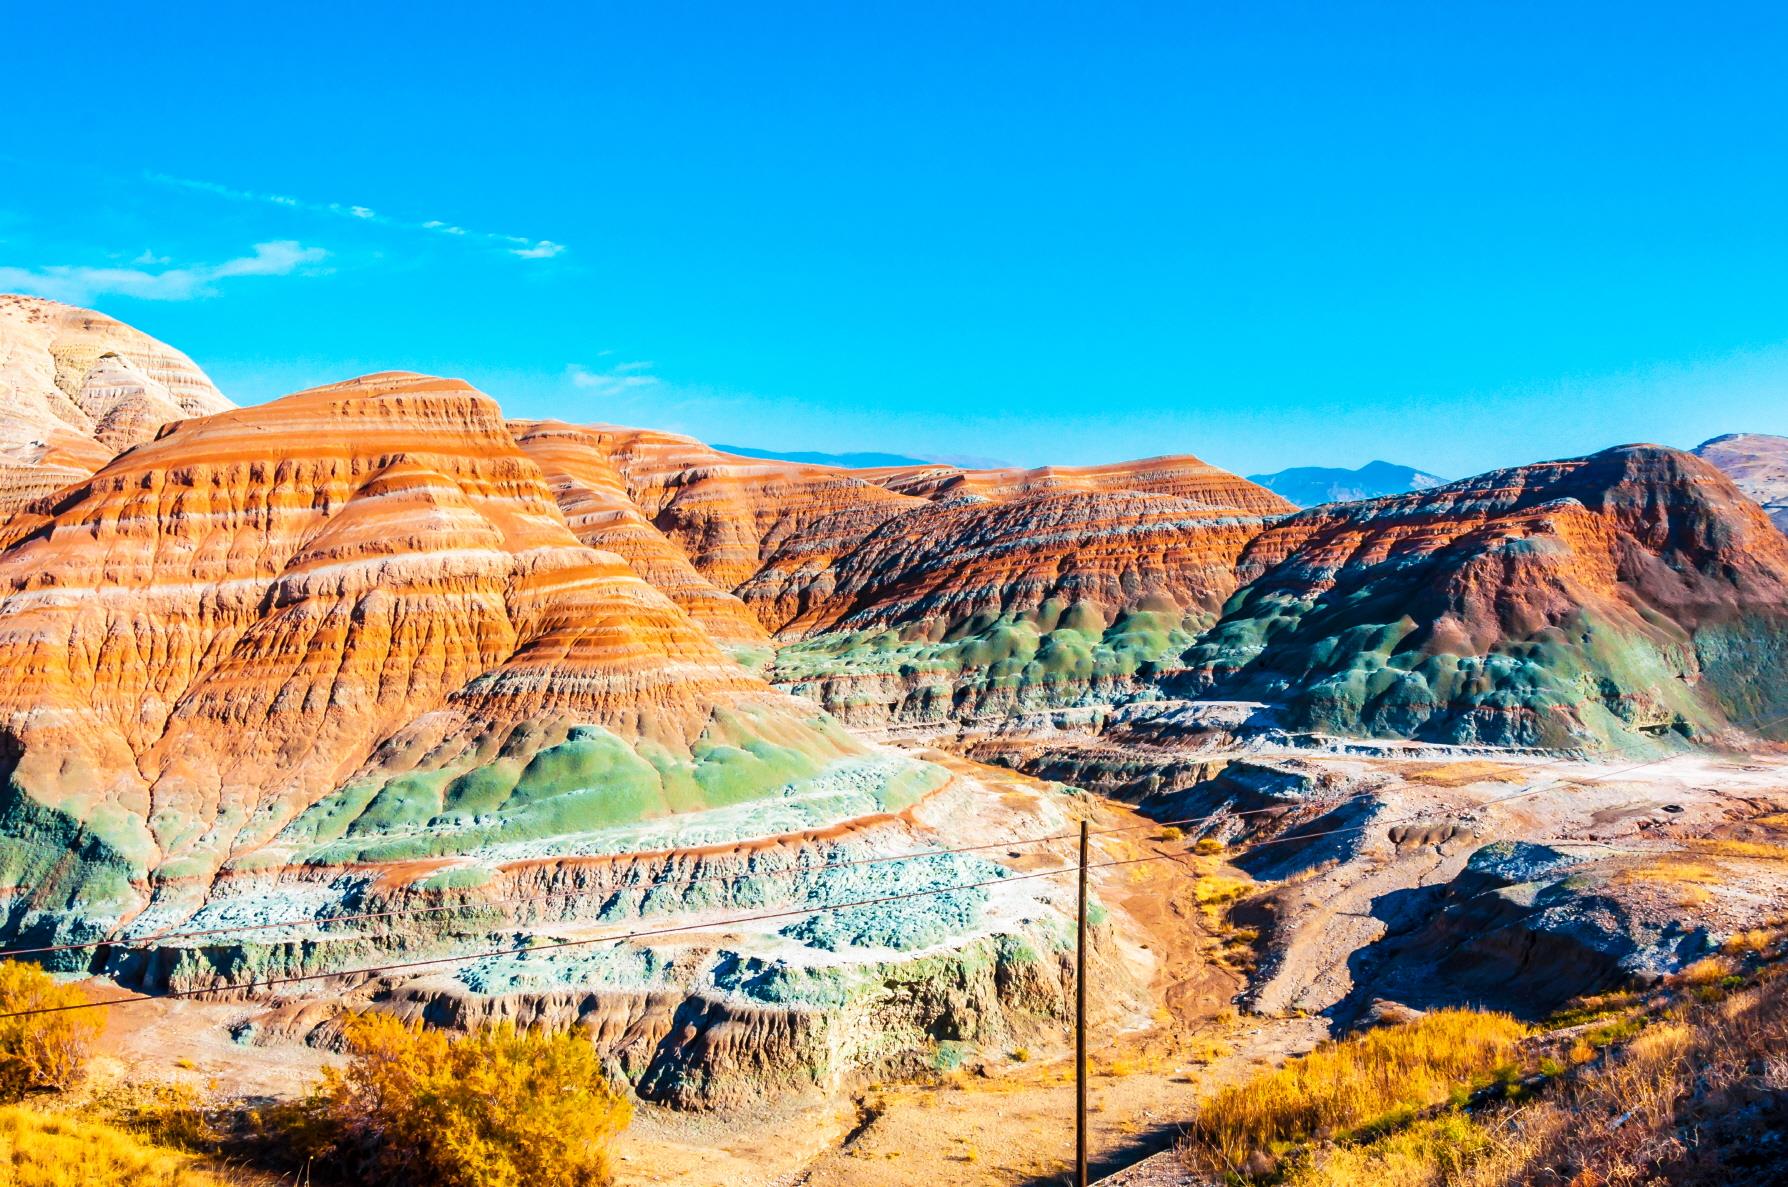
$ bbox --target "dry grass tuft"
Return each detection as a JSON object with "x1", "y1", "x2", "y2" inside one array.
[
  {"x1": 1687, "y1": 838, "x2": 1788, "y2": 861},
  {"x1": 1241, "y1": 965, "x2": 1788, "y2": 1186},
  {"x1": 1615, "y1": 856, "x2": 1721, "y2": 887},
  {"x1": 1185, "y1": 1009, "x2": 1527, "y2": 1171},
  {"x1": 0, "y1": 1104, "x2": 241, "y2": 1186},
  {"x1": 1400, "y1": 762, "x2": 1527, "y2": 788},
  {"x1": 1677, "y1": 955, "x2": 1738, "y2": 986}
]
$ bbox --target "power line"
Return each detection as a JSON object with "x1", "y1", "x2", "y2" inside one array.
[
  {"x1": 0, "y1": 715, "x2": 1669, "y2": 963},
  {"x1": 1, "y1": 803, "x2": 1298, "y2": 960},
  {"x1": 4, "y1": 674, "x2": 1737, "y2": 961},
  {"x1": 0, "y1": 856, "x2": 1107, "y2": 1021},
  {"x1": 0, "y1": 707, "x2": 1755, "y2": 961},
  {"x1": 7, "y1": 701, "x2": 1781, "y2": 1018},
  {"x1": 1, "y1": 720, "x2": 1761, "y2": 1024}
]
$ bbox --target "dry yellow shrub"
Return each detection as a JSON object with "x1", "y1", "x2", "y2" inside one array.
[
  {"x1": 1279, "y1": 1107, "x2": 1561, "y2": 1187},
  {"x1": 1689, "y1": 838, "x2": 1788, "y2": 861},
  {"x1": 293, "y1": 1012, "x2": 632, "y2": 1187},
  {"x1": 1220, "y1": 966, "x2": 1788, "y2": 1186},
  {"x1": 1616, "y1": 857, "x2": 1721, "y2": 887},
  {"x1": 0, "y1": 964, "x2": 98, "y2": 1102},
  {"x1": 1722, "y1": 928, "x2": 1776, "y2": 956}
]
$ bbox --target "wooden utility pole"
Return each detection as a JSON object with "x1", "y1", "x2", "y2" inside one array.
[{"x1": 1076, "y1": 817, "x2": 1089, "y2": 1187}]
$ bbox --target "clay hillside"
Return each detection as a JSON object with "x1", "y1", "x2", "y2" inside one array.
[{"x1": 1696, "y1": 431, "x2": 1788, "y2": 534}]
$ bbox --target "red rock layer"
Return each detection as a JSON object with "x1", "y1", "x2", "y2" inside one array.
[
  {"x1": 744, "y1": 455, "x2": 1296, "y2": 637},
  {"x1": 1181, "y1": 444, "x2": 1788, "y2": 743},
  {"x1": 862, "y1": 454, "x2": 1298, "y2": 514},
  {"x1": 545, "y1": 433, "x2": 1294, "y2": 639},
  {"x1": 572, "y1": 427, "x2": 928, "y2": 595},
  {"x1": 509, "y1": 420, "x2": 769, "y2": 646},
  {"x1": 0, "y1": 373, "x2": 818, "y2": 878},
  {"x1": 1222, "y1": 445, "x2": 1788, "y2": 632},
  {"x1": 0, "y1": 295, "x2": 232, "y2": 511}
]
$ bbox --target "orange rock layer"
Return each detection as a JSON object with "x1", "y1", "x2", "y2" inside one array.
[
  {"x1": 0, "y1": 373, "x2": 829, "y2": 889},
  {"x1": 509, "y1": 420, "x2": 769, "y2": 646}
]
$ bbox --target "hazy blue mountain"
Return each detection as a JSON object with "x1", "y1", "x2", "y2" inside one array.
[
  {"x1": 714, "y1": 444, "x2": 935, "y2": 468},
  {"x1": 1248, "y1": 460, "x2": 1447, "y2": 507}
]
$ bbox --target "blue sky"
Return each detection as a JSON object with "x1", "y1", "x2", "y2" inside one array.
[{"x1": 4, "y1": 1, "x2": 1788, "y2": 478}]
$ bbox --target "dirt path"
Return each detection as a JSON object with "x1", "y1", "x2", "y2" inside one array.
[{"x1": 613, "y1": 788, "x2": 1323, "y2": 1187}]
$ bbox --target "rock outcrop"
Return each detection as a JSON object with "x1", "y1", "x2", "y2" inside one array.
[
  {"x1": 0, "y1": 295, "x2": 231, "y2": 510},
  {"x1": 580, "y1": 426, "x2": 925, "y2": 593},
  {"x1": 1177, "y1": 445, "x2": 1788, "y2": 748},
  {"x1": 1696, "y1": 432, "x2": 1788, "y2": 534},
  {"x1": 500, "y1": 431, "x2": 1294, "y2": 725}
]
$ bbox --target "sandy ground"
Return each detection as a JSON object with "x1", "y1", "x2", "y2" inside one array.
[{"x1": 87, "y1": 990, "x2": 338, "y2": 1101}]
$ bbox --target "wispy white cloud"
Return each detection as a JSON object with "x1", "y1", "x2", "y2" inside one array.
[
  {"x1": 567, "y1": 361, "x2": 663, "y2": 398},
  {"x1": 146, "y1": 172, "x2": 567, "y2": 261},
  {"x1": 0, "y1": 240, "x2": 328, "y2": 304}
]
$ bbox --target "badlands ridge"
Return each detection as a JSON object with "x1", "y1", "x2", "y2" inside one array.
[{"x1": 0, "y1": 295, "x2": 1786, "y2": 1181}]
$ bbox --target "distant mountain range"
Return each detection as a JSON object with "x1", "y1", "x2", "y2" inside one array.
[
  {"x1": 713, "y1": 444, "x2": 934, "y2": 469},
  {"x1": 1245, "y1": 459, "x2": 1448, "y2": 507}
]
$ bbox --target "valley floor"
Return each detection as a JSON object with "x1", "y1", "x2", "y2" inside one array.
[{"x1": 78, "y1": 738, "x2": 1788, "y2": 1186}]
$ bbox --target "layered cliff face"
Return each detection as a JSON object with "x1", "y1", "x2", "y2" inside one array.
[
  {"x1": 765, "y1": 455, "x2": 1295, "y2": 634},
  {"x1": 1176, "y1": 445, "x2": 1788, "y2": 748},
  {"x1": 0, "y1": 368, "x2": 1111, "y2": 1104},
  {"x1": 500, "y1": 433, "x2": 1298, "y2": 724},
  {"x1": 0, "y1": 295, "x2": 232, "y2": 509},
  {"x1": 1696, "y1": 433, "x2": 1788, "y2": 534}
]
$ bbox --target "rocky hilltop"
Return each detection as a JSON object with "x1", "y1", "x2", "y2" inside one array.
[
  {"x1": 0, "y1": 372, "x2": 827, "y2": 907},
  {"x1": 1179, "y1": 444, "x2": 1788, "y2": 748},
  {"x1": 509, "y1": 419, "x2": 771, "y2": 647},
  {"x1": 1696, "y1": 431, "x2": 1788, "y2": 534},
  {"x1": 0, "y1": 295, "x2": 231, "y2": 511},
  {"x1": 496, "y1": 427, "x2": 1296, "y2": 724}
]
